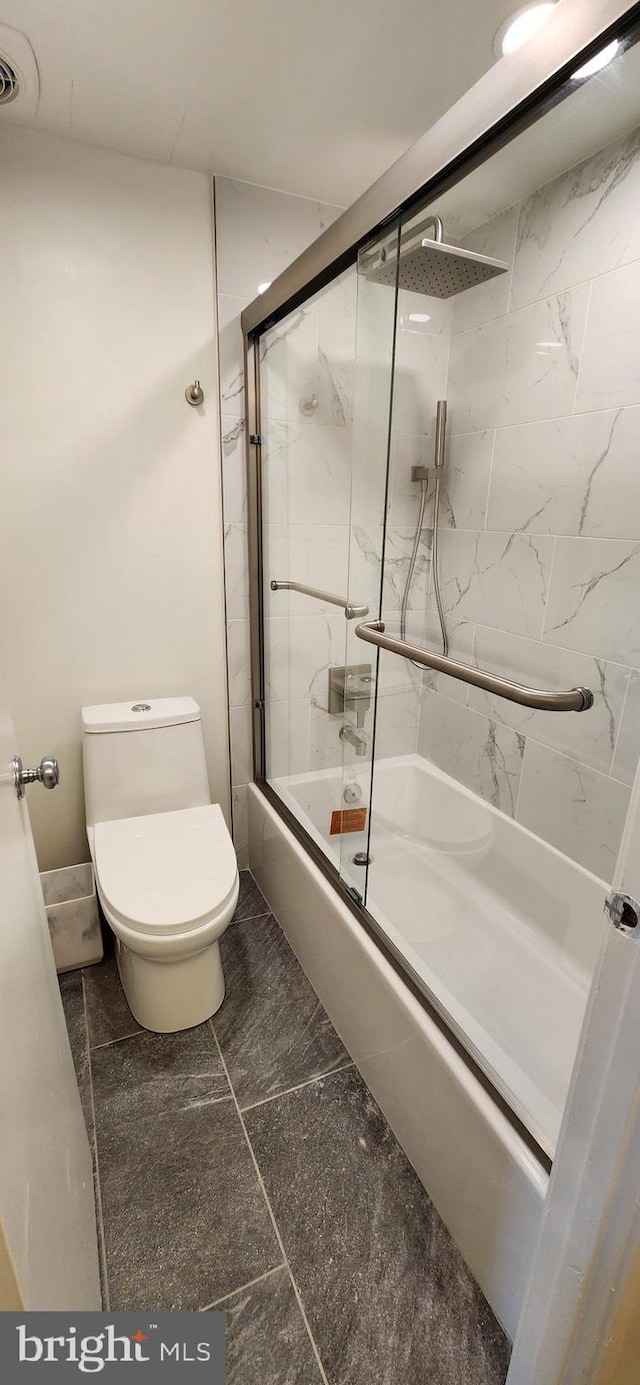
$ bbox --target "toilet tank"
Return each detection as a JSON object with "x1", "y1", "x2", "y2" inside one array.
[{"x1": 82, "y1": 697, "x2": 212, "y2": 829}]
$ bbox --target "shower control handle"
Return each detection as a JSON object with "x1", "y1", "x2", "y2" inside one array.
[{"x1": 12, "y1": 755, "x2": 60, "y2": 799}]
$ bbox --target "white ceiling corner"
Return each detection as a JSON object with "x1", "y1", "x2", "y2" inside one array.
[{"x1": 0, "y1": 0, "x2": 519, "y2": 204}]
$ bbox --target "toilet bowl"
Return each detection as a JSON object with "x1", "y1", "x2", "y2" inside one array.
[{"x1": 82, "y1": 697, "x2": 239, "y2": 1033}]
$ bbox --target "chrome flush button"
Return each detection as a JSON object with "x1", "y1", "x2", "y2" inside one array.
[{"x1": 131, "y1": 703, "x2": 151, "y2": 712}]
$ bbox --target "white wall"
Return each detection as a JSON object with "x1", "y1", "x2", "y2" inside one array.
[{"x1": 0, "y1": 126, "x2": 230, "y2": 871}]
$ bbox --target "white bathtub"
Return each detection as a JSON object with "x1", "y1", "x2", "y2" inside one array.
[
  {"x1": 272, "y1": 753, "x2": 606, "y2": 1158},
  {"x1": 248, "y1": 753, "x2": 607, "y2": 1338}
]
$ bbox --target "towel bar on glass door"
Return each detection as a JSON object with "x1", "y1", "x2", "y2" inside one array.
[
  {"x1": 270, "y1": 580, "x2": 369, "y2": 621},
  {"x1": 355, "y1": 621, "x2": 594, "y2": 712}
]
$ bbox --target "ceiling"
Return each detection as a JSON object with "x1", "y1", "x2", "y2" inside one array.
[{"x1": 0, "y1": 0, "x2": 517, "y2": 206}]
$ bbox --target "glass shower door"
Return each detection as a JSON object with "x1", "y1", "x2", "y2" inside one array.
[
  {"x1": 257, "y1": 251, "x2": 396, "y2": 882},
  {"x1": 349, "y1": 62, "x2": 640, "y2": 1153},
  {"x1": 336, "y1": 231, "x2": 400, "y2": 900}
]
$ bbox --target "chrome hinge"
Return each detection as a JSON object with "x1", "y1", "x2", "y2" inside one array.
[
  {"x1": 604, "y1": 892, "x2": 640, "y2": 938},
  {"x1": 249, "y1": 433, "x2": 261, "y2": 446}
]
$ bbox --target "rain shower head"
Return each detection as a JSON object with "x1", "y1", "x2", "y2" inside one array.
[{"x1": 362, "y1": 215, "x2": 509, "y2": 299}]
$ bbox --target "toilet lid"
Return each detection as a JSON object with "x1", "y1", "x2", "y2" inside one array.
[{"x1": 94, "y1": 804, "x2": 238, "y2": 935}]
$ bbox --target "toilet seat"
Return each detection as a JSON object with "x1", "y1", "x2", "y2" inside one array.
[{"x1": 94, "y1": 804, "x2": 238, "y2": 938}]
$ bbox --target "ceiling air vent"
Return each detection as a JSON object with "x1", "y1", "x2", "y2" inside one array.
[
  {"x1": 0, "y1": 55, "x2": 19, "y2": 105},
  {"x1": 0, "y1": 24, "x2": 39, "y2": 120}
]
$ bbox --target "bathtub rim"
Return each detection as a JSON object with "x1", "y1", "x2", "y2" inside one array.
[{"x1": 253, "y1": 771, "x2": 553, "y2": 1176}]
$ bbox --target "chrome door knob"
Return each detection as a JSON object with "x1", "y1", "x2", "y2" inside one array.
[{"x1": 13, "y1": 755, "x2": 60, "y2": 799}]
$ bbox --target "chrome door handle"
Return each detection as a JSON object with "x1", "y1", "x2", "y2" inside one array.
[{"x1": 12, "y1": 755, "x2": 60, "y2": 799}]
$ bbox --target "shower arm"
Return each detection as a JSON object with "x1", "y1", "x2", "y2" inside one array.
[{"x1": 355, "y1": 621, "x2": 593, "y2": 713}]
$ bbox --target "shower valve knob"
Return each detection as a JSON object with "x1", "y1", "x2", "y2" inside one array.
[{"x1": 12, "y1": 755, "x2": 60, "y2": 799}]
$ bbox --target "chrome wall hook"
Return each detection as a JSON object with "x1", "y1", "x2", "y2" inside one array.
[{"x1": 185, "y1": 380, "x2": 204, "y2": 407}]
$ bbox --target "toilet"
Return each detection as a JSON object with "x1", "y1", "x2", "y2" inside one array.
[{"x1": 81, "y1": 697, "x2": 239, "y2": 1033}]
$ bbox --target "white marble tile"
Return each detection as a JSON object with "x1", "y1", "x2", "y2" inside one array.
[
  {"x1": 397, "y1": 287, "x2": 453, "y2": 339},
  {"x1": 315, "y1": 312, "x2": 356, "y2": 427},
  {"x1": 437, "y1": 530, "x2": 554, "y2": 639},
  {"x1": 260, "y1": 305, "x2": 320, "y2": 424},
  {"x1": 262, "y1": 419, "x2": 352, "y2": 526},
  {"x1": 230, "y1": 704, "x2": 253, "y2": 788},
  {"x1": 314, "y1": 265, "x2": 357, "y2": 318},
  {"x1": 375, "y1": 646, "x2": 421, "y2": 698},
  {"x1": 232, "y1": 784, "x2": 249, "y2": 869},
  {"x1": 516, "y1": 740, "x2": 630, "y2": 880},
  {"x1": 308, "y1": 700, "x2": 349, "y2": 771},
  {"x1": 221, "y1": 415, "x2": 247, "y2": 526},
  {"x1": 438, "y1": 430, "x2": 494, "y2": 530},
  {"x1": 47, "y1": 896, "x2": 103, "y2": 973},
  {"x1": 387, "y1": 431, "x2": 430, "y2": 519},
  {"x1": 374, "y1": 685, "x2": 420, "y2": 759},
  {"x1": 263, "y1": 522, "x2": 312, "y2": 616},
  {"x1": 417, "y1": 691, "x2": 525, "y2": 818},
  {"x1": 576, "y1": 261, "x2": 640, "y2": 414},
  {"x1": 223, "y1": 523, "x2": 250, "y2": 620},
  {"x1": 215, "y1": 177, "x2": 342, "y2": 299},
  {"x1": 612, "y1": 669, "x2": 640, "y2": 788},
  {"x1": 265, "y1": 699, "x2": 310, "y2": 777},
  {"x1": 41, "y1": 863, "x2": 94, "y2": 908},
  {"x1": 487, "y1": 407, "x2": 640, "y2": 540},
  {"x1": 309, "y1": 524, "x2": 350, "y2": 607},
  {"x1": 265, "y1": 613, "x2": 347, "y2": 706},
  {"x1": 351, "y1": 423, "x2": 394, "y2": 527},
  {"x1": 451, "y1": 205, "x2": 519, "y2": 335},
  {"x1": 543, "y1": 537, "x2": 640, "y2": 666},
  {"x1": 469, "y1": 626, "x2": 628, "y2": 775},
  {"x1": 227, "y1": 619, "x2": 252, "y2": 708},
  {"x1": 418, "y1": 616, "x2": 475, "y2": 706},
  {"x1": 447, "y1": 286, "x2": 589, "y2": 432},
  {"x1": 374, "y1": 648, "x2": 420, "y2": 757},
  {"x1": 511, "y1": 126, "x2": 640, "y2": 310},
  {"x1": 379, "y1": 525, "x2": 432, "y2": 615},
  {"x1": 388, "y1": 429, "x2": 493, "y2": 532},
  {"x1": 217, "y1": 294, "x2": 249, "y2": 418},
  {"x1": 391, "y1": 329, "x2": 449, "y2": 435}
]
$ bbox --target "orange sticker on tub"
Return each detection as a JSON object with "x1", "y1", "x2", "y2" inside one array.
[{"x1": 330, "y1": 808, "x2": 367, "y2": 835}]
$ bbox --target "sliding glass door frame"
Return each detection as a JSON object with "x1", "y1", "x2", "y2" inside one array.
[{"x1": 243, "y1": 0, "x2": 640, "y2": 1169}]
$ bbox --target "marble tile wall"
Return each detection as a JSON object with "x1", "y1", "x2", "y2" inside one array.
[
  {"x1": 215, "y1": 126, "x2": 640, "y2": 881},
  {"x1": 214, "y1": 178, "x2": 345, "y2": 862},
  {"x1": 413, "y1": 124, "x2": 640, "y2": 879},
  {"x1": 215, "y1": 177, "x2": 434, "y2": 829}
]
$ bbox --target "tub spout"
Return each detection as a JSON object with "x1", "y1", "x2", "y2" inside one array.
[{"x1": 339, "y1": 723, "x2": 368, "y2": 758}]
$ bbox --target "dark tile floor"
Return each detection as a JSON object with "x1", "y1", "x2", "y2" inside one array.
[{"x1": 59, "y1": 870, "x2": 511, "y2": 1385}]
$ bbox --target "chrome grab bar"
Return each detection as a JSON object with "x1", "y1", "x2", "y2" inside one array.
[
  {"x1": 270, "y1": 580, "x2": 369, "y2": 621},
  {"x1": 355, "y1": 621, "x2": 594, "y2": 713}
]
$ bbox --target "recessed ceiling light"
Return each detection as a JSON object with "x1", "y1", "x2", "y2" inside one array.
[
  {"x1": 257, "y1": 281, "x2": 271, "y2": 294},
  {"x1": 408, "y1": 313, "x2": 431, "y2": 323},
  {"x1": 494, "y1": 3, "x2": 556, "y2": 60},
  {"x1": 572, "y1": 39, "x2": 620, "y2": 80}
]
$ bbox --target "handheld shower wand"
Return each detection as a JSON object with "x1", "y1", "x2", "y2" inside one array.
[{"x1": 400, "y1": 400, "x2": 448, "y2": 661}]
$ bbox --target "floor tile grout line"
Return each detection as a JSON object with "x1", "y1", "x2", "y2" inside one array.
[
  {"x1": 82, "y1": 972, "x2": 111, "y2": 1312},
  {"x1": 89, "y1": 1028, "x2": 145, "y2": 1053},
  {"x1": 234, "y1": 905, "x2": 269, "y2": 923},
  {"x1": 240, "y1": 1061, "x2": 355, "y2": 1114},
  {"x1": 200, "y1": 1262, "x2": 287, "y2": 1311},
  {"x1": 209, "y1": 1023, "x2": 330, "y2": 1385}
]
